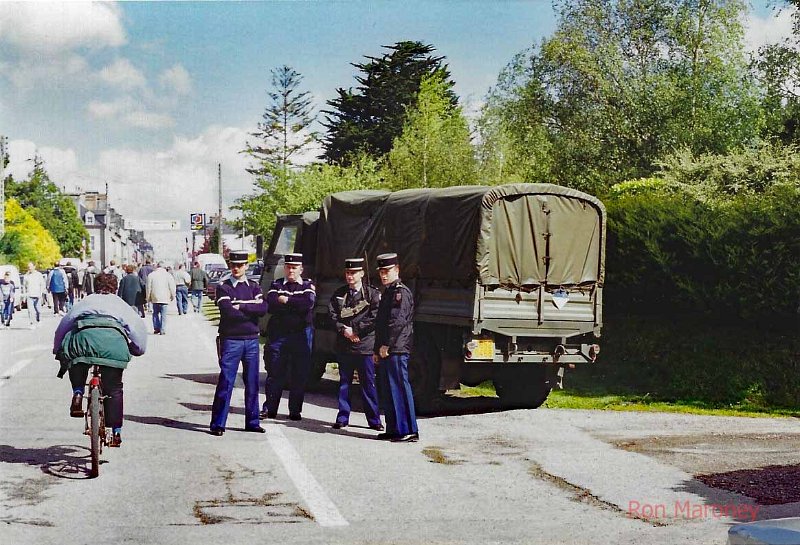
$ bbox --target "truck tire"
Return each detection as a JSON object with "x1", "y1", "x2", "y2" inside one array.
[{"x1": 494, "y1": 367, "x2": 551, "y2": 410}]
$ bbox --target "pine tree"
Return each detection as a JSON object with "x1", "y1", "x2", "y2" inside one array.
[{"x1": 322, "y1": 41, "x2": 457, "y2": 164}]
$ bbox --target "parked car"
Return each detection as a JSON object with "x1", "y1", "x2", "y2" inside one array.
[
  {"x1": 246, "y1": 260, "x2": 263, "y2": 284},
  {"x1": 204, "y1": 265, "x2": 229, "y2": 300}
]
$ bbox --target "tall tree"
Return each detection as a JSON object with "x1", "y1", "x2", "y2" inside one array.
[
  {"x1": 322, "y1": 41, "x2": 457, "y2": 164},
  {"x1": 5, "y1": 156, "x2": 89, "y2": 255},
  {"x1": 384, "y1": 74, "x2": 478, "y2": 190},
  {"x1": 244, "y1": 65, "x2": 317, "y2": 181},
  {"x1": 481, "y1": 0, "x2": 762, "y2": 192},
  {"x1": 756, "y1": 0, "x2": 800, "y2": 144}
]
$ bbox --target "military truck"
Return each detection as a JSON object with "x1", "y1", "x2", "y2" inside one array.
[{"x1": 261, "y1": 183, "x2": 605, "y2": 410}]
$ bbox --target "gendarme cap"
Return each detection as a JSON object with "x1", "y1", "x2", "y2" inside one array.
[
  {"x1": 228, "y1": 251, "x2": 249, "y2": 264},
  {"x1": 284, "y1": 253, "x2": 303, "y2": 265},
  {"x1": 376, "y1": 253, "x2": 398, "y2": 269},
  {"x1": 344, "y1": 258, "x2": 364, "y2": 270}
]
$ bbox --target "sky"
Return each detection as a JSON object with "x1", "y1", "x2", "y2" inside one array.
[{"x1": 0, "y1": 1, "x2": 796, "y2": 261}]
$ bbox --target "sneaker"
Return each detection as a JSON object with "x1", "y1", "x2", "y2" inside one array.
[
  {"x1": 70, "y1": 393, "x2": 84, "y2": 417},
  {"x1": 108, "y1": 432, "x2": 122, "y2": 447}
]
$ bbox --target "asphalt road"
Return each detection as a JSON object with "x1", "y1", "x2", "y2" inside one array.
[{"x1": 1, "y1": 304, "x2": 799, "y2": 545}]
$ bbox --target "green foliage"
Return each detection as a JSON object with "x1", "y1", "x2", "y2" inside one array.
[
  {"x1": 4, "y1": 157, "x2": 89, "y2": 255},
  {"x1": 656, "y1": 143, "x2": 800, "y2": 198},
  {"x1": 383, "y1": 74, "x2": 478, "y2": 190},
  {"x1": 2, "y1": 198, "x2": 61, "y2": 268},
  {"x1": 481, "y1": 0, "x2": 762, "y2": 192},
  {"x1": 322, "y1": 41, "x2": 457, "y2": 164},
  {"x1": 244, "y1": 65, "x2": 317, "y2": 180},
  {"x1": 567, "y1": 313, "x2": 800, "y2": 409},
  {"x1": 605, "y1": 179, "x2": 800, "y2": 320},
  {"x1": 233, "y1": 154, "x2": 383, "y2": 236}
]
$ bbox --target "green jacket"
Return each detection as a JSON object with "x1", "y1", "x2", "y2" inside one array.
[{"x1": 56, "y1": 315, "x2": 132, "y2": 378}]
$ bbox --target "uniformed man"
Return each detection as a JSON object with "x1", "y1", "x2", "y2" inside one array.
[
  {"x1": 209, "y1": 251, "x2": 267, "y2": 436},
  {"x1": 261, "y1": 253, "x2": 316, "y2": 421},
  {"x1": 373, "y1": 252, "x2": 419, "y2": 442},
  {"x1": 328, "y1": 258, "x2": 383, "y2": 431}
]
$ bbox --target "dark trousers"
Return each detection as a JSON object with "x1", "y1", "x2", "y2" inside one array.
[
  {"x1": 378, "y1": 354, "x2": 418, "y2": 436},
  {"x1": 264, "y1": 327, "x2": 312, "y2": 416},
  {"x1": 210, "y1": 337, "x2": 261, "y2": 431},
  {"x1": 336, "y1": 353, "x2": 381, "y2": 427},
  {"x1": 69, "y1": 364, "x2": 124, "y2": 429},
  {"x1": 53, "y1": 291, "x2": 67, "y2": 314}
]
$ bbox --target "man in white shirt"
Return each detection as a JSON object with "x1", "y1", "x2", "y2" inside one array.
[
  {"x1": 146, "y1": 262, "x2": 176, "y2": 335},
  {"x1": 23, "y1": 262, "x2": 45, "y2": 328}
]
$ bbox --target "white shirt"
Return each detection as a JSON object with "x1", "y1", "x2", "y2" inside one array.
[{"x1": 24, "y1": 270, "x2": 46, "y2": 298}]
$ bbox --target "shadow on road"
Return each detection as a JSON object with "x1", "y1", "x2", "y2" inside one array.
[
  {"x1": 0, "y1": 444, "x2": 94, "y2": 480},
  {"x1": 125, "y1": 414, "x2": 211, "y2": 434}
]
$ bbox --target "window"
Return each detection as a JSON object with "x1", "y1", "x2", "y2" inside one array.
[
  {"x1": 85, "y1": 211, "x2": 95, "y2": 225},
  {"x1": 90, "y1": 236, "x2": 95, "y2": 250},
  {"x1": 274, "y1": 226, "x2": 298, "y2": 256}
]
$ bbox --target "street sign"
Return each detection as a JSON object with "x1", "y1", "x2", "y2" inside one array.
[
  {"x1": 190, "y1": 213, "x2": 206, "y2": 231},
  {"x1": 124, "y1": 219, "x2": 181, "y2": 231}
]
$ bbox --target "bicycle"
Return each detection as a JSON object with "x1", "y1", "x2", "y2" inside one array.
[{"x1": 84, "y1": 364, "x2": 109, "y2": 478}]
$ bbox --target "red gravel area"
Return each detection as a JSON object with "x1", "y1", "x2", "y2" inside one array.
[{"x1": 696, "y1": 464, "x2": 800, "y2": 505}]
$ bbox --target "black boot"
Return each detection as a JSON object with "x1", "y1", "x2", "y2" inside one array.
[{"x1": 70, "y1": 393, "x2": 84, "y2": 417}]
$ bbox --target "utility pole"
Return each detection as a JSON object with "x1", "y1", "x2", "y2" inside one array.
[
  {"x1": 217, "y1": 163, "x2": 223, "y2": 254},
  {"x1": 0, "y1": 135, "x2": 6, "y2": 239}
]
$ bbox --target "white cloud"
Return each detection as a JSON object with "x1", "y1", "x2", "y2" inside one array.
[
  {"x1": 0, "y1": 2, "x2": 125, "y2": 54},
  {"x1": 7, "y1": 53, "x2": 90, "y2": 90},
  {"x1": 87, "y1": 96, "x2": 135, "y2": 119},
  {"x1": 743, "y1": 6, "x2": 797, "y2": 53},
  {"x1": 7, "y1": 127, "x2": 259, "y2": 261},
  {"x1": 122, "y1": 111, "x2": 176, "y2": 129},
  {"x1": 159, "y1": 64, "x2": 192, "y2": 95},
  {"x1": 99, "y1": 58, "x2": 146, "y2": 90},
  {"x1": 5, "y1": 140, "x2": 79, "y2": 188}
]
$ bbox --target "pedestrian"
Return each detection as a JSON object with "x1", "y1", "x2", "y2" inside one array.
[
  {"x1": 373, "y1": 253, "x2": 418, "y2": 442},
  {"x1": 173, "y1": 263, "x2": 191, "y2": 315},
  {"x1": 145, "y1": 262, "x2": 176, "y2": 335},
  {"x1": 47, "y1": 263, "x2": 69, "y2": 315},
  {"x1": 117, "y1": 264, "x2": 142, "y2": 311},
  {"x1": 189, "y1": 260, "x2": 209, "y2": 313},
  {"x1": 261, "y1": 253, "x2": 315, "y2": 421},
  {"x1": 328, "y1": 258, "x2": 383, "y2": 431},
  {"x1": 138, "y1": 258, "x2": 155, "y2": 314},
  {"x1": 1, "y1": 271, "x2": 16, "y2": 328},
  {"x1": 53, "y1": 272, "x2": 148, "y2": 447},
  {"x1": 63, "y1": 261, "x2": 80, "y2": 311},
  {"x1": 82, "y1": 261, "x2": 99, "y2": 297},
  {"x1": 23, "y1": 262, "x2": 45, "y2": 328},
  {"x1": 104, "y1": 259, "x2": 124, "y2": 282},
  {"x1": 209, "y1": 251, "x2": 268, "y2": 436}
]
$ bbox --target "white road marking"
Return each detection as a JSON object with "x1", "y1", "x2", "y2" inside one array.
[
  {"x1": 0, "y1": 358, "x2": 33, "y2": 386},
  {"x1": 12, "y1": 344, "x2": 50, "y2": 355},
  {"x1": 266, "y1": 425, "x2": 349, "y2": 527}
]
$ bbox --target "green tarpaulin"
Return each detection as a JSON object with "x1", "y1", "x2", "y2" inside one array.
[{"x1": 316, "y1": 183, "x2": 605, "y2": 288}]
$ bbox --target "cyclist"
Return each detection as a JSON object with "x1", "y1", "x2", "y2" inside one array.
[{"x1": 53, "y1": 272, "x2": 147, "y2": 447}]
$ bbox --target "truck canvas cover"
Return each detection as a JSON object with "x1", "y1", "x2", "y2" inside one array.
[{"x1": 316, "y1": 183, "x2": 605, "y2": 288}]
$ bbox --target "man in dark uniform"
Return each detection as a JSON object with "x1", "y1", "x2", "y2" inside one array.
[
  {"x1": 328, "y1": 258, "x2": 383, "y2": 431},
  {"x1": 209, "y1": 251, "x2": 267, "y2": 436},
  {"x1": 374, "y1": 252, "x2": 419, "y2": 442},
  {"x1": 261, "y1": 253, "x2": 315, "y2": 421}
]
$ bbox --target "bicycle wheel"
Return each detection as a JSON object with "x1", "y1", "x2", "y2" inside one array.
[{"x1": 89, "y1": 387, "x2": 100, "y2": 478}]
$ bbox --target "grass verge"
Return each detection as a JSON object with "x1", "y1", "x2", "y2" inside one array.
[{"x1": 455, "y1": 381, "x2": 800, "y2": 418}]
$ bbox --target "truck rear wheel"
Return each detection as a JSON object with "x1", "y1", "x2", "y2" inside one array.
[{"x1": 494, "y1": 367, "x2": 551, "y2": 410}]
